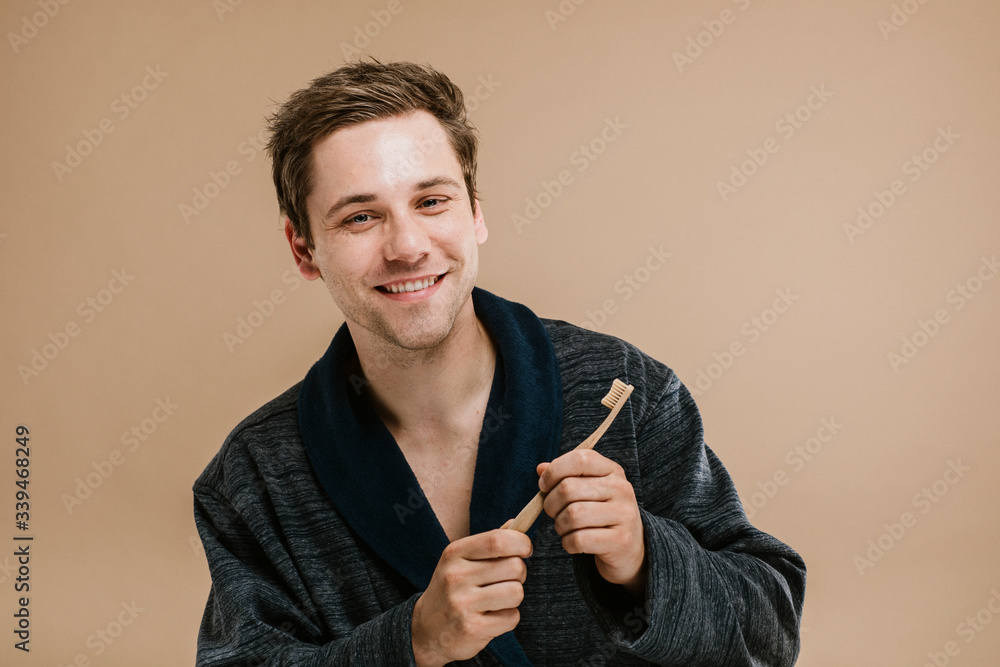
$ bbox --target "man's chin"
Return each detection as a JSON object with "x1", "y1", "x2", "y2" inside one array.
[
  {"x1": 352, "y1": 311, "x2": 454, "y2": 354},
  {"x1": 344, "y1": 282, "x2": 474, "y2": 354},
  {"x1": 381, "y1": 324, "x2": 454, "y2": 353}
]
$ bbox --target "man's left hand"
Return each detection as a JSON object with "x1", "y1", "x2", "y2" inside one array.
[{"x1": 537, "y1": 449, "x2": 647, "y2": 599}]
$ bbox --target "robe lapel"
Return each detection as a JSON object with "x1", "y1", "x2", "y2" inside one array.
[{"x1": 298, "y1": 288, "x2": 562, "y2": 666}]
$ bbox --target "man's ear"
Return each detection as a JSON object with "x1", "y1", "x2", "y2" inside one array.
[
  {"x1": 284, "y1": 217, "x2": 322, "y2": 281},
  {"x1": 473, "y1": 198, "x2": 488, "y2": 245}
]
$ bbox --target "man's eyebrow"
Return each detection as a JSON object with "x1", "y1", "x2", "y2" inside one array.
[
  {"x1": 415, "y1": 177, "x2": 463, "y2": 192},
  {"x1": 323, "y1": 193, "x2": 378, "y2": 221}
]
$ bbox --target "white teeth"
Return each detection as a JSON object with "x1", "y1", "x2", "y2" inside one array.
[{"x1": 384, "y1": 275, "x2": 438, "y2": 294}]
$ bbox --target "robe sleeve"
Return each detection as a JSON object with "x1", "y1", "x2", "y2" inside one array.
[
  {"x1": 572, "y1": 368, "x2": 806, "y2": 666},
  {"x1": 193, "y1": 482, "x2": 420, "y2": 667}
]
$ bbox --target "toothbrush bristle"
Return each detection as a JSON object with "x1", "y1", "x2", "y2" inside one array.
[{"x1": 601, "y1": 379, "x2": 629, "y2": 409}]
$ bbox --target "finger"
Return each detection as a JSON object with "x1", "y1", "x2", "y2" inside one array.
[
  {"x1": 542, "y1": 475, "x2": 616, "y2": 519},
  {"x1": 471, "y1": 555, "x2": 528, "y2": 587},
  {"x1": 474, "y1": 580, "x2": 526, "y2": 613},
  {"x1": 539, "y1": 449, "x2": 622, "y2": 492},
  {"x1": 453, "y1": 529, "x2": 533, "y2": 561},
  {"x1": 438, "y1": 554, "x2": 527, "y2": 598},
  {"x1": 550, "y1": 500, "x2": 620, "y2": 536},
  {"x1": 479, "y1": 607, "x2": 521, "y2": 636},
  {"x1": 557, "y1": 526, "x2": 625, "y2": 557},
  {"x1": 535, "y1": 461, "x2": 550, "y2": 475}
]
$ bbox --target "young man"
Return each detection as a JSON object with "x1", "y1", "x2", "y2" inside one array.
[{"x1": 193, "y1": 61, "x2": 806, "y2": 666}]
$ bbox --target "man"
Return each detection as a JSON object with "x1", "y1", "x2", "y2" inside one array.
[{"x1": 193, "y1": 61, "x2": 806, "y2": 666}]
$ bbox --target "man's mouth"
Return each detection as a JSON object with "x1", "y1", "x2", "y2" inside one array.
[{"x1": 376, "y1": 274, "x2": 442, "y2": 294}]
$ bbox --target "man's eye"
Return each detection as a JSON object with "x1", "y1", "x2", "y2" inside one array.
[
  {"x1": 420, "y1": 198, "x2": 444, "y2": 208},
  {"x1": 346, "y1": 213, "x2": 372, "y2": 224}
]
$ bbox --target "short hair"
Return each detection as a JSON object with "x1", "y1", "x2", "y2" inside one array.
[{"x1": 266, "y1": 60, "x2": 479, "y2": 248}]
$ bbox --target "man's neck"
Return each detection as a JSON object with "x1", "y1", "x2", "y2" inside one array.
[{"x1": 349, "y1": 299, "x2": 497, "y2": 447}]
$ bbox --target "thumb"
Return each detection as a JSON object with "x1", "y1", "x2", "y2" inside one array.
[{"x1": 536, "y1": 461, "x2": 550, "y2": 475}]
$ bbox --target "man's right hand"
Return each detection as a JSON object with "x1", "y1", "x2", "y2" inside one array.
[{"x1": 411, "y1": 529, "x2": 532, "y2": 667}]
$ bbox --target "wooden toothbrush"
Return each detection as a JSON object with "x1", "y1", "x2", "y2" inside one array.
[{"x1": 501, "y1": 379, "x2": 634, "y2": 533}]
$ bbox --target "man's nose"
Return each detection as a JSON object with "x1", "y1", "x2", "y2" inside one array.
[{"x1": 383, "y1": 211, "x2": 430, "y2": 262}]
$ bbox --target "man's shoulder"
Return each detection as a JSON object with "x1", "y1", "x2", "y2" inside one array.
[
  {"x1": 541, "y1": 317, "x2": 629, "y2": 353},
  {"x1": 228, "y1": 381, "x2": 303, "y2": 435},
  {"x1": 540, "y1": 317, "x2": 674, "y2": 378},
  {"x1": 539, "y1": 317, "x2": 682, "y2": 414},
  {"x1": 193, "y1": 382, "x2": 304, "y2": 493}
]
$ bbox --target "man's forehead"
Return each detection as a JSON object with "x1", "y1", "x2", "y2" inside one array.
[
  {"x1": 314, "y1": 111, "x2": 450, "y2": 160},
  {"x1": 312, "y1": 112, "x2": 458, "y2": 185},
  {"x1": 306, "y1": 112, "x2": 463, "y2": 214}
]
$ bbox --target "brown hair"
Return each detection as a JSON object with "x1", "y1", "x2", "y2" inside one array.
[{"x1": 266, "y1": 60, "x2": 479, "y2": 248}]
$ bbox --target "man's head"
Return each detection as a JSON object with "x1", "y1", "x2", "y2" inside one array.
[
  {"x1": 266, "y1": 60, "x2": 479, "y2": 250},
  {"x1": 268, "y1": 61, "x2": 488, "y2": 355}
]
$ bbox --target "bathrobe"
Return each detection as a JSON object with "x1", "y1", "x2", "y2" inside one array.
[{"x1": 193, "y1": 288, "x2": 806, "y2": 665}]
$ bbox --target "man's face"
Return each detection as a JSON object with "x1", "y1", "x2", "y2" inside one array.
[{"x1": 287, "y1": 110, "x2": 487, "y2": 352}]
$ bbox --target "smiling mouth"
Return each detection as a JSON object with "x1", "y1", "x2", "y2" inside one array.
[{"x1": 376, "y1": 274, "x2": 443, "y2": 294}]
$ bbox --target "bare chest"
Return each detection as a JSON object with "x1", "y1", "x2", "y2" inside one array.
[{"x1": 399, "y1": 434, "x2": 480, "y2": 542}]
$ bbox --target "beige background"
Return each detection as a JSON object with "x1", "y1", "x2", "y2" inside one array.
[{"x1": 2, "y1": 0, "x2": 998, "y2": 664}]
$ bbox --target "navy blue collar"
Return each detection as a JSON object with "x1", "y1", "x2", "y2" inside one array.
[{"x1": 298, "y1": 288, "x2": 562, "y2": 666}]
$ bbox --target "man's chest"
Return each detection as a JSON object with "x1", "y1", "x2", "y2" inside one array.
[{"x1": 398, "y1": 434, "x2": 480, "y2": 543}]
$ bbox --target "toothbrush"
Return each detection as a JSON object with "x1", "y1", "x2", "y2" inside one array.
[{"x1": 501, "y1": 379, "x2": 635, "y2": 533}]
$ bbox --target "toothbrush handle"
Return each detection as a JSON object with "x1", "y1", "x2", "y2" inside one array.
[
  {"x1": 502, "y1": 493, "x2": 546, "y2": 533},
  {"x1": 502, "y1": 384, "x2": 633, "y2": 533}
]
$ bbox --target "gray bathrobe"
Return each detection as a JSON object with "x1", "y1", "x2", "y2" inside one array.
[{"x1": 193, "y1": 288, "x2": 806, "y2": 665}]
